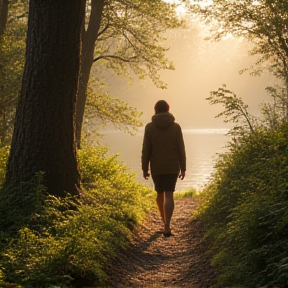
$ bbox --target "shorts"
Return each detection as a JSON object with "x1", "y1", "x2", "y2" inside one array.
[{"x1": 151, "y1": 174, "x2": 178, "y2": 193}]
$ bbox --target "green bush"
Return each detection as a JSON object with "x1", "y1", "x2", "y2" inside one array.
[
  {"x1": 198, "y1": 123, "x2": 288, "y2": 287},
  {"x1": 0, "y1": 145, "x2": 154, "y2": 287},
  {"x1": 0, "y1": 146, "x2": 9, "y2": 185}
]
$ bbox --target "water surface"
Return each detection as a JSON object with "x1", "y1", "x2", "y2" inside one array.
[{"x1": 98, "y1": 128, "x2": 230, "y2": 191}]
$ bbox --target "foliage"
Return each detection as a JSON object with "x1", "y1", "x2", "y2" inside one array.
[
  {"x1": 0, "y1": 145, "x2": 154, "y2": 287},
  {"x1": 93, "y1": 0, "x2": 182, "y2": 89},
  {"x1": 80, "y1": 0, "x2": 183, "y2": 144},
  {"x1": 207, "y1": 85, "x2": 257, "y2": 136},
  {"x1": 0, "y1": 1, "x2": 27, "y2": 147},
  {"x1": 189, "y1": 0, "x2": 288, "y2": 81},
  {"x1": 261, "y1": 85, "x2": 288, "y2": 128},
  {"x1": 84, "y1": 77, "x2": 143, "y2": 139},
  {"x1": 197, "y1": 116, "x2": 288, "y2": 287}
]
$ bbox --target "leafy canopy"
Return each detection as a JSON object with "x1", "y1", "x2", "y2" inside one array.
[
  {"x1": 84, "y1": 0, "x2": 183, "y2": 137},
  {"x1": 93, "y1": 0, "x2": 182, "y2": 88},
  {"x1": 189, "y1": 0, "x2": 288, "y2": 80}
]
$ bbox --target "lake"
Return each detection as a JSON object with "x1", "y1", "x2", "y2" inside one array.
[{"x1": 98, "y1": 128, "x2": 231, "y2": 191}]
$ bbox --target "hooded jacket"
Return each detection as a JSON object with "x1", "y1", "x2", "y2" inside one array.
[{"x1": 141, "y1": 112, "x2": 186, "y2": 175}]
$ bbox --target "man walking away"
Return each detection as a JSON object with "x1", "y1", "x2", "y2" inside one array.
[{"x1": 141, "y1": 100, "x2": 186, "y2": 236}]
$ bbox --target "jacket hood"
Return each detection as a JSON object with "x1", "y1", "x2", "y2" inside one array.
[{"x1": 151, "y1": 112, "x2": 175, "y2": 129}]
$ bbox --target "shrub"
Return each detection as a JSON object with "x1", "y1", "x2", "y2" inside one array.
[
  {"x1": 198, "y1": 123, "x2": 288, "y2": 287},
  {"x1": 0, "y1": 145, "x2": 154, "y2": 287}
]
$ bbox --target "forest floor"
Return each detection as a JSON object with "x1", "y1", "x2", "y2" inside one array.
[{"x1": 106, "y1": 197, "x2": 217, "y2": 288}]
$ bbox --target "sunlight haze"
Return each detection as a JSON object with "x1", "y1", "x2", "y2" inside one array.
[
  {"x1": 96, "y1": 21, "x2": 276, "y2": 130},
  {"x1": 93, "y1": 17, "x2": 277, "y2": 189}
]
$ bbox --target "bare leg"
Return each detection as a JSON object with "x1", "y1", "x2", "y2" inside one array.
[
  {"x1": 156, "y1": 192, "x2": 165, "y2": 226},
  {"x1": 164, "y1": 191, "x2": 174, "y2": 232}
]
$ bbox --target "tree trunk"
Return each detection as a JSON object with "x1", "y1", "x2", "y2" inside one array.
[
  {"x1": 5, "y1": 0, "x2": 85, "y2": 197},
  {"x1": 76, "y1": 0, "x2": 104, "y2": 149},
  {"x1": 0, "y1": 0, "x2": 8, "y2": 38}
]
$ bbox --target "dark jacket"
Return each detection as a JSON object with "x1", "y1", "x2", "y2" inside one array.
[{"x1": 141, "y1": 112, "x2": 186, "y2": 175}]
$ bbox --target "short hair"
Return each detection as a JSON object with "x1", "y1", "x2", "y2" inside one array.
[{"x1": 154, "y1": 100, "x2": 170, "y2": 114}]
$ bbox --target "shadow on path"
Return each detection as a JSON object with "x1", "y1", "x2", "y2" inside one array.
[{"x1": 106, "y1": 198, "x2": 216, "y2": 288}]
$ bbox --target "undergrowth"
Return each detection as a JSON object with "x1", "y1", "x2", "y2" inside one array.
[
  {"x1": 174, "y1": 188, "x2": 197, "y2": 199},
  {"x1": 197, "y1": 122, "x2": 288, "y2": 287},
  {"x1": 0, "y1": 145, "x2": 154, "y2": 287}
]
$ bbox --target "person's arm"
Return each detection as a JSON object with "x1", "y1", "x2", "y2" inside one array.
[
  {"x1": 141, "y1": 125, "x2": 152, "y2": 179},
  {"x1": 177, "y1": 125, "x2": 186, "y2": 180}
]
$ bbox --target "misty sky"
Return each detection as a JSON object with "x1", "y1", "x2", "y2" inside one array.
[{"x1": 95, "y1": 20, "x2": 277, "y2": 130}]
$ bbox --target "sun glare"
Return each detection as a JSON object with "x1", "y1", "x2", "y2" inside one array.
[{"x1": 163, "y1": 0, "x2": 187, "y2": 16}]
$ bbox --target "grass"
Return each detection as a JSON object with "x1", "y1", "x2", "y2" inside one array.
[{"x1": 174, "y1": 188, "x2": 199, "y2": 199}]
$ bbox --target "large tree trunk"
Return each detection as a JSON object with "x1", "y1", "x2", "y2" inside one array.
[
  {"x1": 76, "y1": 0, "x2": 104, "y2": 148},
  {"x1": 0, "y1": 0, "x2": 8, "y2": 38},
  {"x1": 5, "y1": 0, "x2": 85, "y2": 197}
]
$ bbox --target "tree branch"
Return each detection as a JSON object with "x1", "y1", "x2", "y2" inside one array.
[{"x1": 93, "y1": 54, "x2": 138, "y2": 63}]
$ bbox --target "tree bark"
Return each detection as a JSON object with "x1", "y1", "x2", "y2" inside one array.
[
  {"x1": 76, "y1": 0, "x2": 105, "y2": 148},
  {"x1": 0, "y1": 0, "x2": 8, "y2": 38},
  {"x1": 5, "y1": 0, "x2": 85, "y2": 197}
]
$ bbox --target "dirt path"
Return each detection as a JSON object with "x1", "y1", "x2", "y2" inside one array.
[{"x1": 106, "y1": 198, "x2": 216, "y2": 287}]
